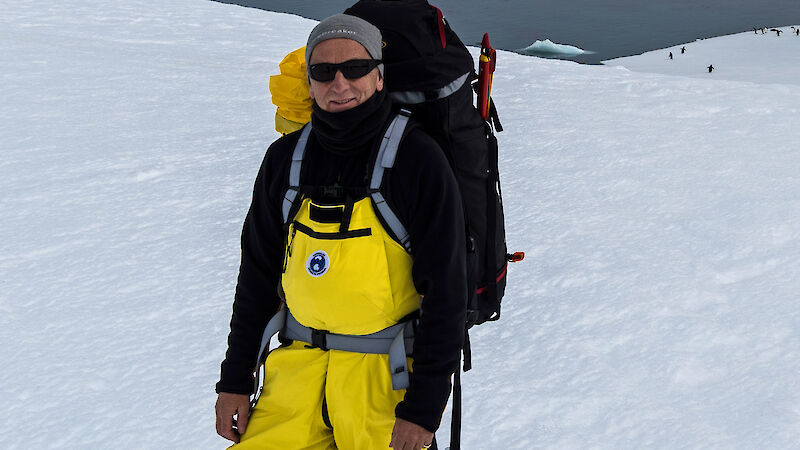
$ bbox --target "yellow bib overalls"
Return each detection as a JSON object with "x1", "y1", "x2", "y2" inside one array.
[{"x1": 235, "y1": 115, "x2": 420, "y2": 449}]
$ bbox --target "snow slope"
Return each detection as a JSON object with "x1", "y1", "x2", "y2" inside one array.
[
  {"x1": 2, "y1": 0, "x2": 800, "y2": 448},
  {"x1": 604, "y1": 26, "x2": 800, "y2": 86}
]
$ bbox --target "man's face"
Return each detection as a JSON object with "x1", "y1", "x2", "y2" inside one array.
[{"x1": 308, "y1": 38, "x2": 383, "y2": 113}]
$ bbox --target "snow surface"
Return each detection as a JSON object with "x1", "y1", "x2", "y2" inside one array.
[
  {"x1": 3, "y1": 0, "x2": 800, "y2": 448},
  {"x1": 604, "y1": 26, "x2": 800, "y2": 86},
  {"x1": 519, "y1": 39, "x2": 586, "y2": 57}
]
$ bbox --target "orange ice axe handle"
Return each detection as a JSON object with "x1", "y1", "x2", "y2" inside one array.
[{"x1": 477, "y1": 33, "x2": 496, "y2": 120}]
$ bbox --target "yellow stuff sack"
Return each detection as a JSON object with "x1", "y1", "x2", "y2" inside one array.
[{"x1": 269, "y1": 46, "x2": 312, "y2": 135}]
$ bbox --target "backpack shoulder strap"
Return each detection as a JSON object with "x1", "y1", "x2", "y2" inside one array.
[
  {"x1": 370, "y1": 109, "x2": 412, "y2": 253},
  {"x1": 282, "y1": 124, "x2": 312, "y2": 224}
]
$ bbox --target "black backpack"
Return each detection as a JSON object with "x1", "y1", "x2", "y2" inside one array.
[
  {"x1": 346, "y1": 0, "x2": 509, "y2": 329},
  {"x1": 345, "y1": 1, "x2": 515, "y2": 447}
]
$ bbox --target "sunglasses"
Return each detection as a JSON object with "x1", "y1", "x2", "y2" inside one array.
[{"x1": 308, "y1": 59, "x2": 382, "y2": 82}]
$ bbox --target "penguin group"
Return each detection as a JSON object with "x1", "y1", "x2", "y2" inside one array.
[
  {"x1": 665, "y1": 25, "x2": 799, "y2": 75},
  {"x1": 666, "y1": 45, "x2": 713, "y2": 74}
]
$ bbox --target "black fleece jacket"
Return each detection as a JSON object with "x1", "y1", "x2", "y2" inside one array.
[{"x1": 216, "y1": 99, "x2": 467, "y2": 433}]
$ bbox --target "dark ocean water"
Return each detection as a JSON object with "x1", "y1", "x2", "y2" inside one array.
[{"x1": 215, "y1": 0, "x2": 800, "y2": 64}]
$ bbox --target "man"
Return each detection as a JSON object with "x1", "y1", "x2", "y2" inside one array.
[{"x1": 215, "y1": 14, "x2": 467, "y2": 450}]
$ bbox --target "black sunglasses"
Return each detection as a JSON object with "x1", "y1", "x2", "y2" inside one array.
[{"x1": 308, "y1": 59, "x2": 382, "y2": 82}]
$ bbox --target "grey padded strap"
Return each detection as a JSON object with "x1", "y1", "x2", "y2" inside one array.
[
  {"x1": 254, "y1": 306, "x2": 415, "y2": 391},
  {"x1": 256, "y1": 307, "x2": 287, "y2": 365},
  {"x1": 372, "y1": 192, "x2": 411, "y2": 252},
  {"x1": 283, "y1": 309, "x2": 414, "y2": 356},
  {"x1": 252, "y1": 306, "x2": 288, "y2": 405},
  {"x1": 389, "y1": 72, "x2": 470, "y2": 105},
  {"x1": 289, "y1": 125, "x2": 311, "y2": 185},
  {"x1": 369, "y1": 111, "x2": 412, "y2": 252},
  {"x1": 370, "y1": 112, "x2": 410, "y2": 190},
  {"x1": 282, "y1": 125, "x2": 312, "y2": 223},
  {"x1": 389, "y1": 327, "x2": 410, "y2": 390}
]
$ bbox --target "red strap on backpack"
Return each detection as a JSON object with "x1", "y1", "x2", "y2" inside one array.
[{"x1": 431, "y1": 5, "x2": 447, "y2": 49}]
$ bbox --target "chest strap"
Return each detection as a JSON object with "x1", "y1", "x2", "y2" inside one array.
[{"x1": 253, "y1": 306, "x2": 415, "y2": 397}]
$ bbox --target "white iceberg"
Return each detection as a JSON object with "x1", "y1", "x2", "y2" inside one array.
[{"x1": 519, "y1": 38, "x2": 586, "y2": 56}]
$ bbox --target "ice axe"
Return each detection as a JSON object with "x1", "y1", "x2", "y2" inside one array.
[{"x1": 477, "y1": 33, "x2": 496, "y2": 120}]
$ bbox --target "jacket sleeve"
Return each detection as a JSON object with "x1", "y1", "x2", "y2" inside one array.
[
  {"x1": 216, "y1": 138, "x2": 293, "y2": 395},
  {"x1": 390, "y1": 128, "x2": 467, "y2": 432}
]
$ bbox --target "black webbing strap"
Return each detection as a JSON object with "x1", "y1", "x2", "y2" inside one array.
[
  {"x1": 450, "y1": 365, "x2": 463, "y2": 449},
  {"x1": 339, "y1": 195, "x2": 354, "y2": 234},
  {"x1": 485, "y1": 126, "x2": 500, "y2": 321},
  {"x1": 450, "y1": 323, "x2": 472, "y2": 449},
  {"x1": 489, "y1": 99, "x2": 503, "y2": 132},
  {"x1": 462, "y1": 328, "x2": 472, "y2": 372}
]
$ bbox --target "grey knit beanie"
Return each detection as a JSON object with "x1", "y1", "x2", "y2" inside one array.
[{"x1": 305, "y1": 13, "x2": 384, "y2": 78}]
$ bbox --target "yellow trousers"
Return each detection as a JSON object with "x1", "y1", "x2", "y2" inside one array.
[{"x1": 233, "y1": 341, "x2": 408, "y2": 449}]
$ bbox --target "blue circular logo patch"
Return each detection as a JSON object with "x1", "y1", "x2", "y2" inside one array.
[{"x1": 306, "y1": 250, "x2": 330, "y2": 277}]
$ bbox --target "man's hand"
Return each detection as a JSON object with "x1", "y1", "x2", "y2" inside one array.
[
  {"x1": 389, "y1": 417, "x2": 434, "y2": 450},
  {"x1": 215, "y1": 392, "x2": 251, "y2": 443}
]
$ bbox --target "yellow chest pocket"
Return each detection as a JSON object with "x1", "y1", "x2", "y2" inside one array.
[{"x1": 281, "y1": 197, "x2": 419, "y2": 335}]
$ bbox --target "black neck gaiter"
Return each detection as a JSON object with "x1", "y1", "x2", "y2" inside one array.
[{"x1": 311, "y1": 89, "x2": 392, "y2": 156}]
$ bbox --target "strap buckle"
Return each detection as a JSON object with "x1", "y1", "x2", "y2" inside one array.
[
  {"x1": 321, "y1": 186, "x2": 343, "y2": 198},
  {"x1": 307, "y1": 328, "x2": 329, "y2": 351}
]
